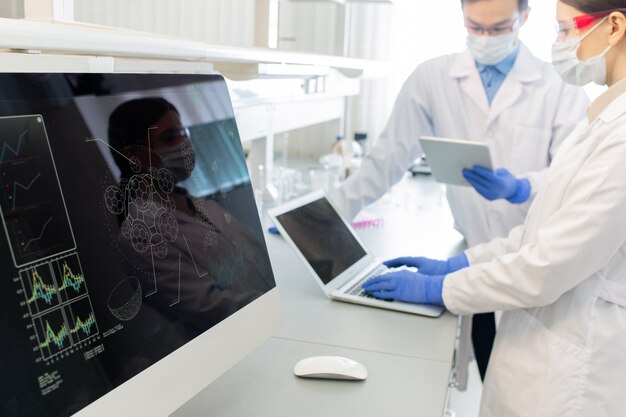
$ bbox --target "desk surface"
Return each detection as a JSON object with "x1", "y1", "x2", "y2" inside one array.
[
  {"x1": 269, "y1": 234, "x2": 459, "y2": 362},
  {"x1": 173, "y1": 175, "x2": 463, "y2": 417},
  {"x1": 173, "y1": 338, "x2": 453, "y2": 417}
]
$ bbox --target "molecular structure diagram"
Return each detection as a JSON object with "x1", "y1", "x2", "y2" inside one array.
[{"x1": 105, "y1": 167, "x2": 178, "y2": 258}]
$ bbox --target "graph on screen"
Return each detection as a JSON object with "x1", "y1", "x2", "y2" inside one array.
[
  {"x1": 19, "y1": 253, "x2": 100, "y2": 361},
  {"x1": 0, "y1": 115, "x2": 76, "y2": 268}
]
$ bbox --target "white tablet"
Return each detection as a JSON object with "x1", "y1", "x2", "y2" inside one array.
[{"x1": 418, "y1": 136, "x2": 493, "y2": 186}]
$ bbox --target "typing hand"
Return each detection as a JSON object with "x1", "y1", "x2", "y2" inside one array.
[
  {"x1": 383, "y1": 253, "x2": 468, "y2": 275},
  {"x1": 361, "y1": 270, "x2": 445, "y2": 305},
  {"x1": 462, "y1": 166, "x2": 531, "y2": 204}
]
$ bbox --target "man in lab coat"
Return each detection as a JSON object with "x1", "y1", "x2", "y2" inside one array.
[{"x1": 329, "y1": 0, "x2": 589, "y2": 381}]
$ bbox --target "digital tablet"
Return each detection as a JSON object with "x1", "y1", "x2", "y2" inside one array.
[{"x1": 418, "y1": 136, "x2": 493, "y2": 186}]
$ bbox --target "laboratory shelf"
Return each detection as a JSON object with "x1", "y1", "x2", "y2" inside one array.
[{"x1": 0, "y1": 17, "x2": 388, "y2": 79}]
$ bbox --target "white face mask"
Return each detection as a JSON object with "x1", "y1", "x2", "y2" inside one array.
[
  {"x1": 552, "y1": 17, "x2": 611, "y2": 86},
  {"x1": 156, "y1": 142, "x2": 196, "y2": 183},
  {"x1": 467, "y1": 30, "x2": 520, "y2": 65}
]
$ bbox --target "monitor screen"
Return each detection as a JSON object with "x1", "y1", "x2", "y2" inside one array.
[
  {"x1": 0, "y1": 73, "x2": 276, "y2": 417},
  {"x1": 275, "y1": 197, "x2": 367, "y2": 284}
]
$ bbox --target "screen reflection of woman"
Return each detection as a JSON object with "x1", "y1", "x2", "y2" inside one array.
[{"x1": 106, "y1": 97, "x2": 274, "y2": 335}]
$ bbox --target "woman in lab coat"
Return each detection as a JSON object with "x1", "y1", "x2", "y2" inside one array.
[{"x1": 364, "y1": 1, "x2": 626, "y2": 415}]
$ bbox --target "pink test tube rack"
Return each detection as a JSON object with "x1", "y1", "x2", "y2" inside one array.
[{"x1": 351, "y1": 218, "x2": 384, "y2": 229}]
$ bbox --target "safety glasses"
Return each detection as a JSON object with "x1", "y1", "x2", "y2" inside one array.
[{"x1": 556, "y1": 9, "x2": 626, "y2": 40}]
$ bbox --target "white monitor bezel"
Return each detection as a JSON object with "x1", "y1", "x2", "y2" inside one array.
[{"x1": 74, "y1": 289, "x2": 282, "y2": 417}]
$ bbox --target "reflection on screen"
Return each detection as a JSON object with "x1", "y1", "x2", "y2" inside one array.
[
  {"x1": 276, "y1": 198, "x2": 367, "y2": 284},
  {"x1": 0, "y1": 73, "x2": 275, "y2": 417}
]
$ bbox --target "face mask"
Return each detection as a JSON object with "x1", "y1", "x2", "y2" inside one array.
[
  {"x1": 467, "y1": 30, "x2": 520, "y2": 65},
  {"x1": 552, "y1": 17, "x2": 611, "y2": 86},
  {"x1": 156, "y1": 142, "x2": 195, "y2": 183}
]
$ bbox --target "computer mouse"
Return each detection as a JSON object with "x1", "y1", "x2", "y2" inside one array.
[{"x1": 293, "y1": 356, "x2": 368, "y2": 381}]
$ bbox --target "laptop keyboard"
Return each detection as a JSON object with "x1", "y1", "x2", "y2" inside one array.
[{"x1": 345, "y1": 264, "x2": 391, "y2": 298}]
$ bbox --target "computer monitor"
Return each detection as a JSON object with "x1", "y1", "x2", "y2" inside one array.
[{"x1": 0, "y1": 73, "x2": 282, "y2": 416}]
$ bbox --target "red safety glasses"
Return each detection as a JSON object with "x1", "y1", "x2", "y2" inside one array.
[{"x1": 557, "y1": 9, "x2": 626, "y2": 39}]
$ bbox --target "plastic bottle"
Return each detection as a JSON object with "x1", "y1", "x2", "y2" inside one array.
[{"x1": 330, "y1": 135, "x2": 344, "y2": 156}]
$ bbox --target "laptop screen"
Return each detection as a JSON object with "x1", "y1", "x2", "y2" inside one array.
[{"x1": 275, "y1": 197, "x2": 367, "y2": 284}]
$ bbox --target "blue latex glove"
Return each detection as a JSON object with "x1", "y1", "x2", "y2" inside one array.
[
  {"x1": 361, "y1": 270, "x2": 445, "y2": 305},
  {"x1": 462, "y1": 166, "x2": 531, "y2": 204},
  {"x1": 384, "y1": 253, "x2": 468, "y2": 275}
]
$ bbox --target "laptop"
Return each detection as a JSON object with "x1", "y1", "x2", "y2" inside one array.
[{"x1": 268, "y1": 190, "x2": 444, "y2": 317}]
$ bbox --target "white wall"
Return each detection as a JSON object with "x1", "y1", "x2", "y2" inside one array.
[
  {"x1": 277, "y1": 1, "x2": 345, "y2": 55},
  {"x1": 343, "y1": 3, "x2": 394, "y2": 148},
  {"x1": 0, "y1": 0, "x2": 23, "y2": 18},
  {"x1": 520, "y1": 0, "x2": 558, "y2": 61},
  {"x1": 74, "y1": 0, "x2": 257, "y2": 47}
]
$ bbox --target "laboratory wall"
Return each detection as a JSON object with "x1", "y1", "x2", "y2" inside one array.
[
  {"x1": 74, "y1": 0, "x2": 257, "y2": 47},
  {"x1": 344, "y1": 3, "x2": 395, "y2": 151},
  {"x1": 277, "y1": 1, "x2": 345, "y2": 56},
  {"x1": 0, "y1": 0, "x2": 23, "y2": 18}
]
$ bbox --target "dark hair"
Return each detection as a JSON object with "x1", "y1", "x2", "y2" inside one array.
[
  {"x1": 461, "y1": 0, "x2": 529, "y2": 12},
  {"x1": 559, "y1": 0, "x2": 626, "y2": 13},
  {"x1": 108, "y1": 97, "x2": 179, "y2": 177}
]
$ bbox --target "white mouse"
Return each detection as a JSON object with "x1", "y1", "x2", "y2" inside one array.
[{"x1": 293, "y1": 356, "x2": 368, "y2": 381}]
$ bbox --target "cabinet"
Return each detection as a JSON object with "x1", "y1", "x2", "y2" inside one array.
[{"x1": 256, "y1": 0, "x2": 393, "y2": 55}]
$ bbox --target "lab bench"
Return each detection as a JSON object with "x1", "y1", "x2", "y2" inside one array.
[{"x1": 173, "y1": 174, "x2": 463, "y2": 417}]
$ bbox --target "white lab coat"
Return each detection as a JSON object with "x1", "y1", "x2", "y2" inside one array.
[
  {"x1": 330, "y1": 44, "x2": 589, "y2": 246},
  {"x1": 443, "y1": 90, "x2": 626, "y2": 416}
]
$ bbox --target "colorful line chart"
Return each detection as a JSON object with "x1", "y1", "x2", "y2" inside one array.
[
  {"x1": 58, "y1": 261, "x2": 87, "y2": 292},
  {"x1": 21, "y1": 253, "x2": 88, "y2": 316},
  {"x1": 55, "y1": 255, "x2": 88, "y2": 302},
  {"x1": 35, "y1": 309, "x2": 69, "y2": 354},
  {"x1": 20, "y1": 253, "x2": 99, "y2": 360},
  {"x1": 26, "y1": 267, "x2": 59, "y2": 308},
  {"x1": 0, "y1": 115, "x2": 76, "y2": 268},
  {"x1": 37, "y1": 310, "x2": 97, "y2": 352}
]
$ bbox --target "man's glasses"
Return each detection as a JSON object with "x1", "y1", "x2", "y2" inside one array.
[{"x1": 465, "y1": 16, "x2": 520, "y2": 36}]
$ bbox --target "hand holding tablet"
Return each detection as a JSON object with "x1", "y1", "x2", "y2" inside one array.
[{"x1": 418, "y1": 136, "x2": 493, "y2": 186}]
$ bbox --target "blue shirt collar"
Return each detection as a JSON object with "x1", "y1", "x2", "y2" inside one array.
[{"x1": 475, "y1": 44, "x2": 521, "y2": 75}]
